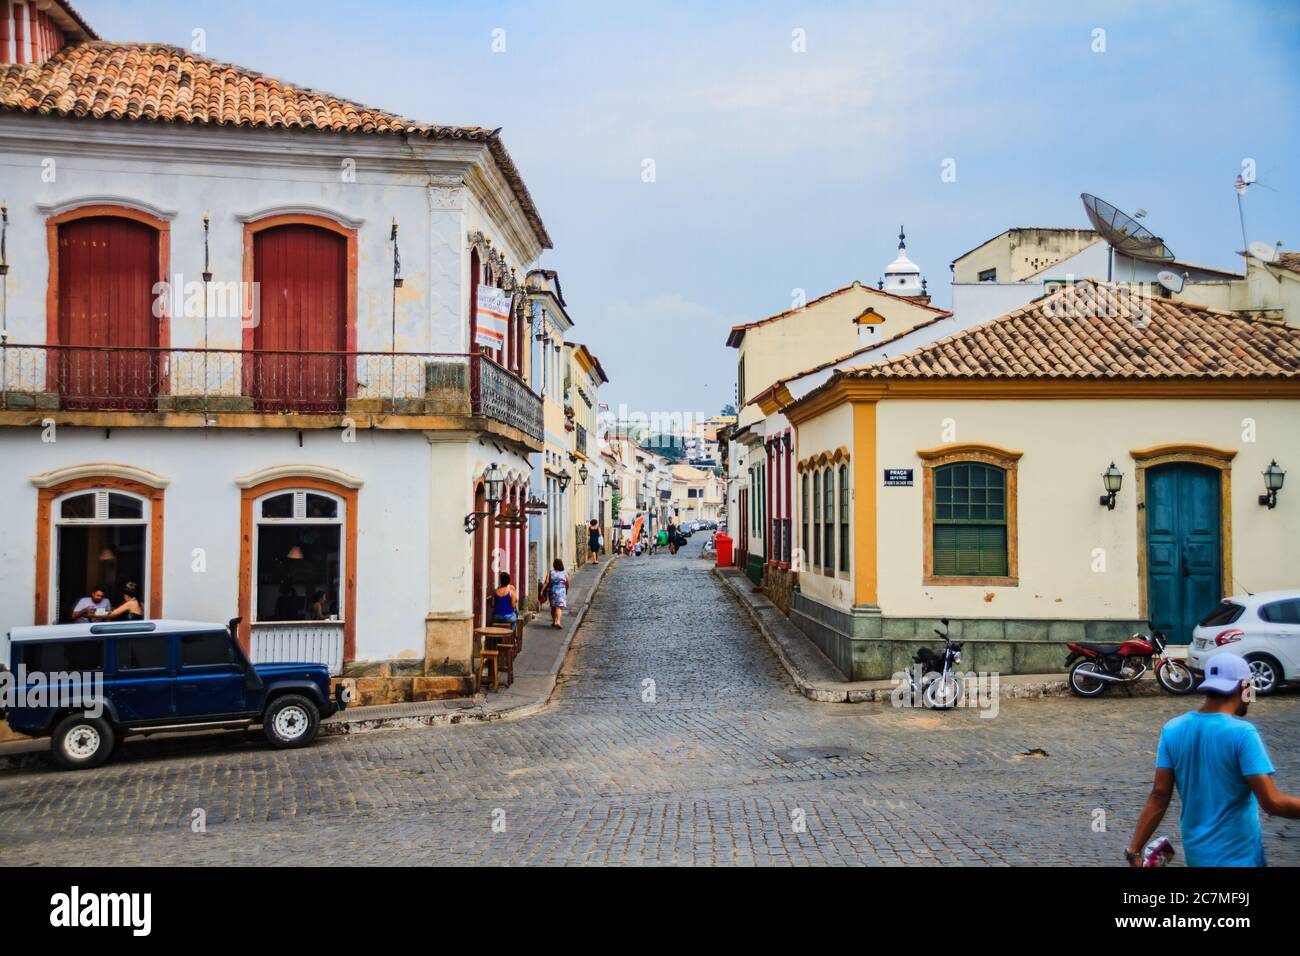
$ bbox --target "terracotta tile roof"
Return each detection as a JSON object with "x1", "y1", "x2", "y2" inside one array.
[
  {"x1": 0, "y1": 42, "x2": 551, "y2": 248},
  {"x1": 841, "y1": 281, "x2": 1300, "y2": 382},
  {"x1": 725, "y1": 281, "x2": 950, "y2": 347},
  {"x1": 1274, "y1": 252, "x2": 1300, "y2": 276},
  {"x1": 745, "y1": 311, "x2": 959, "y2": 408}
]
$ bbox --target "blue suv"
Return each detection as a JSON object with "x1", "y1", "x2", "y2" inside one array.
[{"x1": 2, "y1": 618, "x2": 345, "y2": 769}]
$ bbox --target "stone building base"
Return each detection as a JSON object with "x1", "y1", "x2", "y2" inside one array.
[
  {"x1": 763, "y1": 565, "x2": 795, "y2": 615},
  {"x1": 340, "y1": 613, "x2": 476, "y2": 705},
  {"x1": 789, "y1": 589, "x2": 1146, "y2": 682}
]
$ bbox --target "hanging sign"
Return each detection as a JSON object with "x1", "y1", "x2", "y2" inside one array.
[
  {"x1": 475, "y1": 285, "x2": 511, "y2": 350},
  {"x1": 883, "y1": 468, "x2": 913, "y2": 486}
]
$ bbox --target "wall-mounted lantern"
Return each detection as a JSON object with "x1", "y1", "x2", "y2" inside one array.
[
  {"x1": 557, "y1": 470, "x2": 572, "y2": 493},
  {"x1": 464, "y1": 463, "x2": 505, "y2": 533},
  {"x1": 1099, "y1": 462, "x2": 1123, "y2": 510},
  {"x1": 391, "y1": 219, "x2": 403, "y2": 288},
  {"x1": 0, "y1": 201, "x2": 11, "y2": 276},
  {"x1": 1259, "y1": 460, "x2": 1286, "y2": 509},
  {"x1": 578, "y1": 463, "x2": 590, "y2": 485},
  {"x1": 201, "y1": 213, "x2": 213, "y2": 282}
]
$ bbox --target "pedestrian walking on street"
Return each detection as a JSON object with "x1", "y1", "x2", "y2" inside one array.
[
  {"x1": 587, "y1": 519, "x2": 601, "y2": 566},
  {"x1": 547, "y1": 559, "x2": 569, "y2": 628},
  {"x1": 1126, "y1": 651, "x2": 1300, "y2": 866}
]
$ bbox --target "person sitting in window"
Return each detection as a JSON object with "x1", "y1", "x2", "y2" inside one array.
[
  {"x1": 309, "y1": 590, "x2": 329, "y2": 621},
  {"x1": 493, "y1": 572, "x2": 519, "y2": 624},
  {"x1": 70, "y1": 585, "x2": 112, "y2": 623},
  {"x1": 106, "y1": 580, "x2": 144, "y2": 621}
]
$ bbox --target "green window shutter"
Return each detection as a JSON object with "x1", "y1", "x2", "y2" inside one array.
[
  {"x1": 932, "y1": 461, "x2": 1008, "y2": 576},
  {"x1": 933, "y1": 525, "x2": 1008, "y2": 576}
]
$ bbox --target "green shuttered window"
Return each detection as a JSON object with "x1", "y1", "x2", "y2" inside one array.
[{"x1": 933, "y1": 462, "x2": 1008, "y2": 576}]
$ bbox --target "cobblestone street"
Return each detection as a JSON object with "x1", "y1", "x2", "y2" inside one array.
[{"x1": 3, "y1": 539, "x2": 1299, "y2": 866}]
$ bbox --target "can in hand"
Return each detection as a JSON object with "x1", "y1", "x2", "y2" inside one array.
[{"x1": 1142, "y1": 836, "x2": 1175, "y2": 867}]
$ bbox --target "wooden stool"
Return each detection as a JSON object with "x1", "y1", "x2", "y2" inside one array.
[
  {"x1": 493, "y1": 636, "x2": 516, "y2": 687},
  {"x1": 477, "y1": 648, "x2": 499, "y2": 692}
]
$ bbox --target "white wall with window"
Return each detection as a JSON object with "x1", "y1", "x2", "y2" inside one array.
[
  {"x1": 51, "y1": 488, "x2": 149, "y2": 622},
  {"x1": 5, "y1": 427, "x2": 434, "y2": 665},
  {"x1": 250, "y1": 488, "x2": 346, "y2": 674}
]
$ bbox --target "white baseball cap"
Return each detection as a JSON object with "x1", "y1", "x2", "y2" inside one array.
[{"x1": 1201, "y1": 651, "x2": 1252, "y2": 695}]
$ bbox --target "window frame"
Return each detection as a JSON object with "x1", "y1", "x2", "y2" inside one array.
[
  {"x1": 252, "y1": 489, "x2": 346, "y2": 625},
  {"x1": 812, "y1": 470, "x2": 821, "y2": 568},
  {"x1": 920, "y1": 445, "x2": 1020, "y2": 587},
  {"x1": 822, "y1": 467, "x2": 835, "y2": 577},
  {"x1": 838, "y1": 463, "x2": 850, "y2": 575}
]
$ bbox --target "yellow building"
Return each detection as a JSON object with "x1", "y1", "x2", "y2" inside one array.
[
  {"x1": 775, "y1": 282, "x2": 1300, "y2": 680},
  {"x1": 725, "y1": 263, "x2": 950, "y2": 584}
]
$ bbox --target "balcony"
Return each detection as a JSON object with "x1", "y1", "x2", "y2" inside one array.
[{"x1": 0, "y1": 345, "x2": 543, "y2": 444}]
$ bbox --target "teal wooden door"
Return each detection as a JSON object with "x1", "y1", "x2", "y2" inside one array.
[{"x1": 1146, "y1": 464, "x2": 1222, "y2": 644}]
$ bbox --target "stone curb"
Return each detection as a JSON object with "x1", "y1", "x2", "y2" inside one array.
[
  {"x1": 712, "y1": 566, "x2": 1163, "y2": 704},
  {"x1": 323, "y1": 553, "x2": 621, "y2": 734}
]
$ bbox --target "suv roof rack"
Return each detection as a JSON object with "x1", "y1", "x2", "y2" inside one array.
[{"x1": 87, "y1": 622, "x2": 158, "y2": 635}]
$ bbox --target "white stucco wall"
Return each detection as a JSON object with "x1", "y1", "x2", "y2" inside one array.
[
  {"x1": 790, "y1": 402, "x2": 854, "y2": 609},
  {"x1": 872, "y1": 398, "x2": 1300, "y2": 620},
  {"x1": 0, "y1": 116, "x2": 540, "y2": 355},
  {"x1": 0, "y1": 426, "x2": 439, "y2": 661}
]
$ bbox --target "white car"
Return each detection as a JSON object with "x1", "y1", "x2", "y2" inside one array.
[{"x1": 1188, "y1": 590, "x2": 1300, "y2": 695}]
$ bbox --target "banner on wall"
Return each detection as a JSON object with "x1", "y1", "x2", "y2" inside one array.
[{"x1": 475, "y1": 285, "x2": 511, "y2": 350}]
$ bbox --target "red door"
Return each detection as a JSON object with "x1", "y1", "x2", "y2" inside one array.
[
  {"x1": 57, "y1": 217, "x2": 160, "y2": 410},
  {"x1": 252, "y1": 225, "x2": 347, "y2": 412}
]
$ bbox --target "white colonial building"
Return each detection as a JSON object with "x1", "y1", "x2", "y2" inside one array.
[{"x1": 0, "y1": 6, "x2": 554, "y2": 703}]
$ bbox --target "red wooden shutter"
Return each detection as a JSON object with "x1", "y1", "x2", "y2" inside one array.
[
  {"x1": 252, "y1": 224, "x2": 347, "y2": 412},
  {"x1": 57, "y1": 216, "x2": 160, "y2": 410}
]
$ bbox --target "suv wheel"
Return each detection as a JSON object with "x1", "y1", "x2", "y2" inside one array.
[
  {"x1": 263, "y1": 695, "x2": 321, "y2": 749},
  {"x1": 51, "y1": 714, "x2": 115, "y2": 770}
]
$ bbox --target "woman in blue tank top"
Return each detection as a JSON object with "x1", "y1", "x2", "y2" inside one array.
[{"x1": 493, "y1": 572, "x2": 518, "y2": 624}]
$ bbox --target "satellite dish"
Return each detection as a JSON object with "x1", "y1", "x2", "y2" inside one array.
[
  {"x1": 1247, "y1": 241, "x2": 1279, "y2": 264},
  {"x1": 1156, "y1": 270, "x2": 1184, "y2": 293},
  {"x1": 1081, "y1": 193, "x2": 1176, "y2": 263}
]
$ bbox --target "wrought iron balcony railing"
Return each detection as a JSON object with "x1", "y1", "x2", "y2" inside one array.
[{"x1": 0, "y1": 344, "x2": 543, "y2": 442}]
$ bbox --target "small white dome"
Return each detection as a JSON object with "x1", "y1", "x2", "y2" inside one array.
[{"x1": 881, "y1": 226, "x2": 925, "y2": 296}]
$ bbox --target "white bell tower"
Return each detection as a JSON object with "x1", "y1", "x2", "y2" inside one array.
[{"x1": 880, "y1": 226, "x2": 926, "y2": 297}]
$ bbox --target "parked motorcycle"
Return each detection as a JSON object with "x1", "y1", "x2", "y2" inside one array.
[
  {"x1": 905, "y1": 619, "x2": 964, "y2": 709},
  {"x1": 1065, "y1": 628, "x2": 1196, "y2": 697}
]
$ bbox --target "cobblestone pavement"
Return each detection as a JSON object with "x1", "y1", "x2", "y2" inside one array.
[{"x1": 3, "y1": 538, "x2": 1299, "y2": 866}]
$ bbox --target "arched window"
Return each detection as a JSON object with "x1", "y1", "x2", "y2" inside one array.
[
  {"x1": 932, "y1": 462, "x2": 1008, "y2": 576},
  {"x1": 51, "y1": 488, "x2": 150, "y2": 622},
  {"x1": 838, "y1": 463, "x2": 850, "y2": 573},
  {"x1": 812, "y1": 470, "x2": 821, "y2": 567},
  {"x1": 253, "y1": 490, "x2": 345, "y2": 624},
  {"x1": 822, "y1": 467, "x2": 835, "y2": 574}
]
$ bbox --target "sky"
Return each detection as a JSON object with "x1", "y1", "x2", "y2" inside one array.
[{"x1": 83, "y1": 0, "x2": 1300, "y2": 419}]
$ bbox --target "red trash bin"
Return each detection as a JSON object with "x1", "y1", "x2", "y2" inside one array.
[{"x1": 715, "y1": 533, "x2": 733, "y2": 568}]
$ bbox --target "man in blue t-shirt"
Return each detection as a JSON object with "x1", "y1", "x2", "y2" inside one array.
[{"x1": 1127, "y1": 651, "x2": 1300, "y2": 866}]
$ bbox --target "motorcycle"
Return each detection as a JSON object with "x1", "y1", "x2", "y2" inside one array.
[
  {"x1": 1064, "y1": 627, "x2": 1196, "y2": 697},
  {"x1": 905, "y1": 618, "x2": 964, "y2": 709}
]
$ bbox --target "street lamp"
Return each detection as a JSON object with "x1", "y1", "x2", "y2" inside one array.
[
  {"x1": 557, "y1": 470, "x2": 572, "y2": 493},
  {"x1": 1099, "y1": 462, "x2": 1123, "y2": 510},
  {"x1": 578, "y1": 462, "x2": 590, "y2": 485},
  {"x1": 465, "y1": 463, "x2": 506, "y2": 533},
  {"x1": 1260, "y1": 460, "x2": 1286, "y2": 509}
]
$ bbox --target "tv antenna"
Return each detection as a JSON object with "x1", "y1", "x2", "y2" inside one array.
[{"x1": 1081, "y1": 193, "x2": 1175, "y2": 283}]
